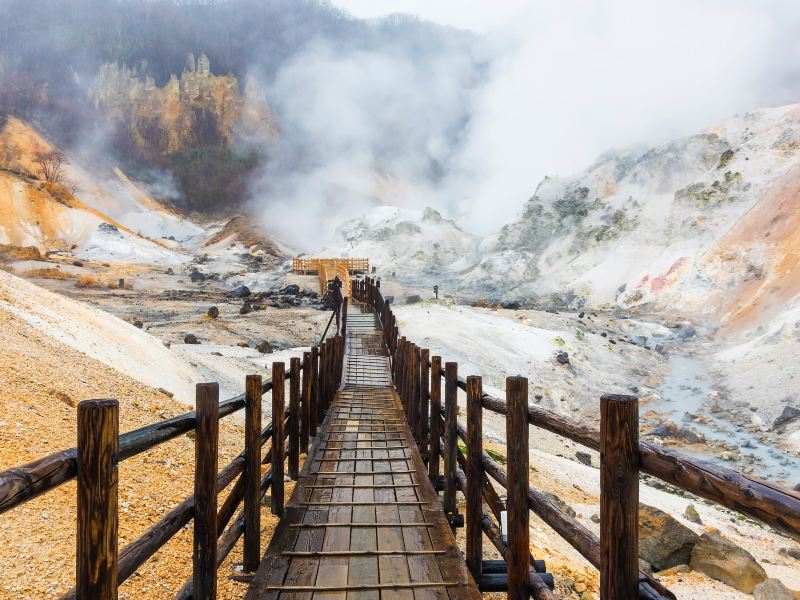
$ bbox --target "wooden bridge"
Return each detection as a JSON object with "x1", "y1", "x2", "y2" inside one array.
[{"x1": 1, "y1": 276, "x2": 799, "y2": 600}]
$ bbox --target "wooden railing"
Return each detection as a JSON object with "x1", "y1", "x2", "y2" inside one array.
[
  {"x1": 0, "y1": 333, "x2": 347, "y2": 598},
  {"x1": 292, "y1": 257, "x2": 369, "y2": 275},
  {"x1": 352, "y1": 276, "x2": 800, "y2": 600}
]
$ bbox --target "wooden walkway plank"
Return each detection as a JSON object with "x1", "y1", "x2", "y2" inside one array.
[{"x1": 246, "y1": 302, "x2": 480, "y2": 600}]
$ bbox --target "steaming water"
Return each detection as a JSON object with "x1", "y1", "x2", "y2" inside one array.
[{"x1": 656, "y1": 355, "x2": 800, "y2": 484}]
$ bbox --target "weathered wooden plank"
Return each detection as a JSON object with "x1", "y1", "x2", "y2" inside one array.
[
  {"x1": 443, "y1": 363, "x2": 458, "y2": 515},
  {"x1": 194, "y1": 383, "x2": 220, "y2": 600},
  {"x1": 76, "y1": 399, "x2": 119, "y2": 600},
  {"x1": 600, "y1": 395, "x2": 639, "y2": 600},
  {"x1": 273, "y1": 363, "x2": 286, "y2": 516},
  {"x1": 245, "y1": 374, "x2": 263, "y2": 573},
  {"x1": 465, "y1": 377, "x2": 482, "y2": 579},
  {"x1": 506, "y1": 377, "x2": 529, "y2": 600}
]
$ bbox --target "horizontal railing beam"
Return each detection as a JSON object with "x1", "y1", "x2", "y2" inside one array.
[
  {"x1": 473, "y1": 389, "x2": 800, "y2": 536},
  {"x1": 0, "y1": 380, "x2": 277, "y2": 514}
]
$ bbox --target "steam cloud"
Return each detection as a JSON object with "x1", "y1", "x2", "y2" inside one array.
[{"x1": 252, "y1": 0, "x2": 800, "y2": 248}]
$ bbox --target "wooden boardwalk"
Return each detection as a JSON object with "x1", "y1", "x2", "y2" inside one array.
[{"x1": 246, "y1": 303, "x2": 481, "y2": 600}]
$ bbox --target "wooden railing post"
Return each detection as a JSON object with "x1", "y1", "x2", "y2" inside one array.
[
  {"x1": 193, "y1": 383, "x2": 219, "y2": 600},
  {"x1": 443, "y1": 362, "x2": 458, "y2": 515},
  {"x1": 419, "y1": 349, "x2": 430, "y2": 461},
  {"x1": 320, "y1": 341, "x2": 329, "y2": 422},
  {"x1": 466, "y1": 376, "x2": 483, "y2": 578},
  {"x1": 341, "y1": 296, "x2": 348, "y2": 337},
  {"x1": 289, "y1": 358, "x2": 301, "y2": 480},
  {"x1": 272, "y1": 363, "x2": 286, "y2": 515},
  {"x1": 310, "y1": 346, "x2": 319, "y2": 435},
  {"x1": 410, "y1": 344, "x2": 419, "y2": 438},
  {"x1": 600, "y1": 394, "x2": 639, "y2": 600},
  {"x1": 76, "y1": 399, "x2": 119, "y2": 600},
  {"x1": 506, "y1": 376, "x2": 529, "y2": 600},
  {"x1": 397, "y1": 337, "x2": 406, "y2": 406},
  {"x1": 429, "y1": 356, "x2": 442, "y2": 480},
  {"x1": 243, "y1": 375, "x2": 262, "y2": 573},
  {"x1": 301, "y1": 351, "x2": 311, "y2": 451}
]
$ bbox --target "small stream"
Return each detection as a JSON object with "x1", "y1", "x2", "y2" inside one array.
[{"x1": 655, "y1": 354, "x2": 800, "y2": 483}]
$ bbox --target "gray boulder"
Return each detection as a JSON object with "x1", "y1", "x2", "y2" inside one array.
[
  {"x1": 639, "y1": 504, "x2": 699, "y2": 570},
  {"x1": 773, "y1": 406, "x2": 800, "y2": 430},
  {"x1": 753, "y1": 579, "x2": 796, "y2": 600},
  {"x1": 230, "y1": 285, "x2": 251, "y2": 298},
  {"x1": 689, "y1": 532, "x2": 767, "y2": 593},
  {"x1": 282, "y1": 284, "x2": 300, "y2": 295},
  {"x1": 684, "y1": 504, "x2": 702, "y2": 524}
]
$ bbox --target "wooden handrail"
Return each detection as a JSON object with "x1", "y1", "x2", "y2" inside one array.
[
  {"x1": 471, "y1": 386, "x2": 800, "y2": 537},
  {"x1": 0, "y1": 378, "x2": 278, "y2": 514}
]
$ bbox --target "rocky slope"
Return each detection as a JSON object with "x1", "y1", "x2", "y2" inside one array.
[
  {"x1": 93, "y1": 53, "x2": 276, "y2": 157},
  {"x1": 321, "y1": 205, "x2": 479, "y2": 284},
  {"x1": 0, "y1": 116, "x2": 200, "y2": 263},
  {"x1": 471, "y1": 103, "x2": 800, "y2": 328}
]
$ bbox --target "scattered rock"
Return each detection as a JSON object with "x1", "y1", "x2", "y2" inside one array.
[
  {"x1": 257, "y1": 340, "x2": 273, "y2": 354},
  {"x1": 689, "y1": 531, "x2": 767, "y2": 593},
  {"x1": 753, "y1": 579, "x2": 796, "y2": 600},
  {"x1": 405, "y1": 294, "x2": 422, "y2": 304},
  {"x1": 773, "y1": 406, "x2": 800, "y2": 430},
  {"x1": 189, "y1": 269, "x2": 207, "y2": 283},
  {"x1": 649, "y1": 422, "x2": 704, "y2": 444},
  {"x1": 184, "y1": 334, "x2": 200, "y2": 344},
  {"x1": 542, "y1": 492, "x2": 576, "y2": 518},
  {"x1": 207, "y1": 306, "x2": 220, "y2": 319},
  {"x1": 575, "y1": 451, "x2": 592, "y2": 466},
  {"x1": 133, "y1": 320, "x2": 143, "y2": 329},
  {"x1": 282, "y1": 284, "x2": 300, "y2": 295},
  {"x1": 230, "y1": 285, "x2": 251, "y2": 298},
  {"x1": 639, "y1": 504, "x2": 699, "y2": 570},
  {"x1": 555, "y1": 351, "x2": 570, "y2": 365},
  {"x1": 684, "y1": 504, "x2": 702, "y2": 524},
  {"x1": 658, "y1": 564, "x2": 690, "y2": 576}
]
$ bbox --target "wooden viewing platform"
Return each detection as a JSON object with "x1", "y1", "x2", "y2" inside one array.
[
  {"x1": 291, "y1": 257, "x2": 369, "y2": 298},
  {"x1": 246, "y1": 304, "x2": 480, "y2": 599}
]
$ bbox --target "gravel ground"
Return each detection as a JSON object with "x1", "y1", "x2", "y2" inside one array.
[{"x1": 0, "y1": 299, "x2": 284, "y2": 599}]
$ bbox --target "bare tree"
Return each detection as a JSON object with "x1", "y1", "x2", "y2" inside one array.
[{"x1": 33, "y1": 150, "x2": 68, "y2": 183}]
